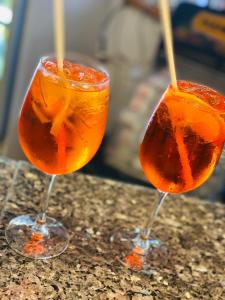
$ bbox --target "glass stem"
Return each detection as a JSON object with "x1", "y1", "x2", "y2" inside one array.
[
  {"x1": 141, "y1": 190, "x2": 168, "y2": 240},
  {"x1": 36, "y1": 175, "x2": 56, "y2": 224}
]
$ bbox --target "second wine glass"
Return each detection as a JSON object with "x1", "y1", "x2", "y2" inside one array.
[
  {"x1": 118, "y1": 81, "x2": 225, "y2": 272},
  {"x1": 5, "y1": 53, "x2": 110, "y2": 259}
]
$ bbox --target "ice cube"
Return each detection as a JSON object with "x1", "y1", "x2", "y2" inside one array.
[
  {"x1": 78, "y1": 72, "x2": 85, "y2": 80},
  {"x1": 43, "y1": 60, "x2": 57, "y2": 73}
]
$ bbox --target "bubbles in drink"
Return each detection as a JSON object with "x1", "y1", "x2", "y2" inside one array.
[{"x1": 42, "y1": 59, "x2": 108, "y2": 87}]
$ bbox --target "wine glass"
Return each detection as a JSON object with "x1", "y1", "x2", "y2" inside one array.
[
  {"x1": 116, "y1": 80, "x2": 225, "y2": 271},
  {"x1": 5, "y1": 53, "x2": 110, "y2": 259}
]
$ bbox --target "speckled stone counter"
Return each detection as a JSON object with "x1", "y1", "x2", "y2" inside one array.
[{"x1": 0, "y1": 158, "x2": 224, "y2": 300}]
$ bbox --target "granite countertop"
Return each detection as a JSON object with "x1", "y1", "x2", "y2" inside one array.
[{"x1": 0, "y1": 157, "x2": 224, "y2": 300}]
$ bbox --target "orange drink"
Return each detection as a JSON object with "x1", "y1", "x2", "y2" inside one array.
[
  {"x1": 115, "y1": 0, "x2": 225, "y2": 273},
  {"x1": 140, "y1": 81, "x2": 225, "y2": 193},
  {"x1": 18, "y1": 56, "x2": 109, "y2": 175},
  {"x1": 6, "y1": 0, "x2": 109, "y2": 260}
]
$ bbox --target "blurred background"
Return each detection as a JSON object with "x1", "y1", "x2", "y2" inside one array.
[{"x1": 0, "y1": 0, "x2": 225, "y2": 202}]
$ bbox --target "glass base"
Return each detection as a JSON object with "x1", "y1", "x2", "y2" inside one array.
[
  {"x1": 5, "y1": 215, "x2": 69, "y2": 259},
  {"x1": 111, "y1": 228, "x2": 168, "y2": 274}
]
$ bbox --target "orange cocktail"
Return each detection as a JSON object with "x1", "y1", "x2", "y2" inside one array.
[
  {"x1": 140, "y1": 81, "x2": 225, "y2": 193},
  {"x1": 6, "y1": 55, "x2": 109, "y2": 260},
  {"x1": 18, "y1": 57, "x2": 109, "y2": 175}
]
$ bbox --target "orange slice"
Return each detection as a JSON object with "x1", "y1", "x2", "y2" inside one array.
[
  {"x1": 50, "y1": 97, "x2": 71, "y2": 136},
  {"x1": 32, "y1": 102, "x2": 49, "y2": 123},
  {"x1": 166, "y1": 90, "x2": 224, "y2": 142}
]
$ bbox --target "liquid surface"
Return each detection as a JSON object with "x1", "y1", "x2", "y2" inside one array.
[
  {"x1": 19, "y1": 59, "x2": 109, "y2": 175},
  {"x1": 140, "y1": 81, "x2": 225, "y2": 193}
]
